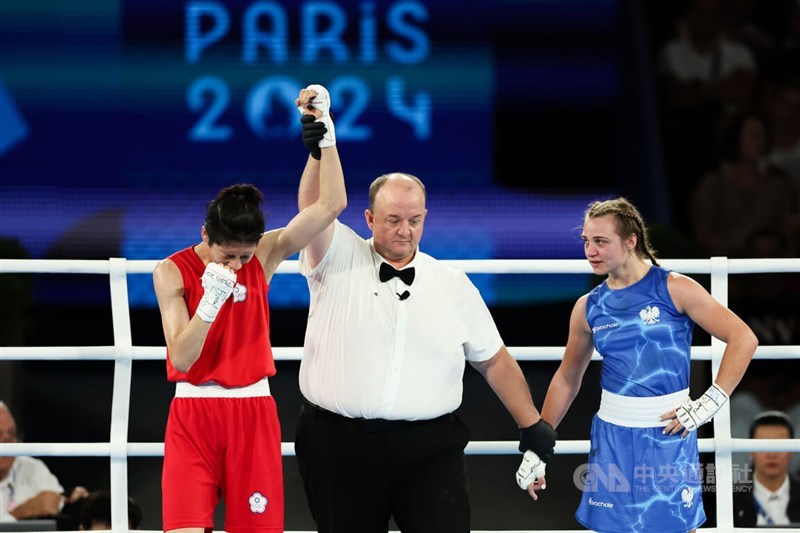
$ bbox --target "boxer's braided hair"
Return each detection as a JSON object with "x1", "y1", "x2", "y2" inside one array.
[{"x1": 584, "y1": 197, "x2": 660, "y2": 267}]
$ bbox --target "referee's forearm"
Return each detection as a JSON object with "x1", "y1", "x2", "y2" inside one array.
[{"x1": 477, "y1": 348, "x2": 541, "y2": 428}]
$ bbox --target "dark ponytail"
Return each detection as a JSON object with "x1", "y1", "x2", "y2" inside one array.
[{"x1": 204, "y1": 184, "x2": 266, "y2": 246}]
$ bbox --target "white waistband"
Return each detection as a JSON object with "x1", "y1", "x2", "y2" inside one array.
[
  {"x1": 175, "y1": 377, "x2": 271, "y2": 398},
  {"x1": 597, "y1": 388, "x2": 689, "y2": 428}
]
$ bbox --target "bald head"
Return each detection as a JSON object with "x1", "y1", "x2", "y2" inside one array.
[
  {"x1": 368, "y1": 173, "x2": 426, "y2": 212},
  {"x1": 365, "y1": 172, "x2": 428, "y2": 266}
]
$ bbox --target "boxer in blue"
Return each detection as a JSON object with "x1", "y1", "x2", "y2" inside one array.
[{"x1": 540, "y1": 197, "x2": 758, "y2": 532}]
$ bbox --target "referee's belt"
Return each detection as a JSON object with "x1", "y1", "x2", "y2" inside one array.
[{"x1": 302, "y1": 398, "x2": 450, "y2": 432}]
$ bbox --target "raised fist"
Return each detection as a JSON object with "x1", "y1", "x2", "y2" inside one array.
[
  {"x1": 196, "y1": 262, "x2": 236, "y2": 323},
  {"x1": 301, "y1": 115, "x2": 326, "y2": 160},
  {"x1": 296, "y1": 84, "x2": 335, "y2": 151}
]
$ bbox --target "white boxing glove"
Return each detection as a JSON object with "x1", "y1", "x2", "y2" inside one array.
[
  {"x1": 297, "y1": 84, "x2": 335, "y2": 148},
  {"x1": 196, "y1": 263, "x2": 236, "y2": 323},
  {"x1": 516, "y1": 450, "x2": 547, "y2": 490},
  {"x1": 675, "y1": 383, "x2": 729, "y2": 433}
]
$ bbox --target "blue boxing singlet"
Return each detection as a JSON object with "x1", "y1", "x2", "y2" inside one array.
[{"x1": 575, "y1": 266, "x2": 706, "y2": 533}]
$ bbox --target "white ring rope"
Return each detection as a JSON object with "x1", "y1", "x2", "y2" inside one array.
[
  {"x1": 2, "y1": 344, "x2": 798, "y2": 362},
  {"x1": 2, "y1": 257, "x2": 799, "y2": 275},
  {"x1": 3, "y1": 436, "x2": 798, "y2": 459},
  {"x1": 1, "y1": 256, "x2": 798, "y2": 533}
]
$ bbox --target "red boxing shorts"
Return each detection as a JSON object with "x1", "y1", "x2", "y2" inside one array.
[{"x1": 162, "y1": 379, "x2": 283, "y2": 533}]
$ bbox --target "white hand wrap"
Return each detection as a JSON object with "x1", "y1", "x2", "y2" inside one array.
[
  {"x1": 675, "y1": 383, "x2": 729, "y2": 433},
  {"x1": 196, "y1": 263, "x2": 236, "y2": 323},
  {"x1": 298, "y1": 84, "x2": 335, "y2": 148},
  {"x1": 516, "y1": 450, "x2": 547, "y2": 490}
]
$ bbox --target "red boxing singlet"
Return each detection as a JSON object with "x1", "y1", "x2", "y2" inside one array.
[{"x1": 166, "y1": 246, "x2": 276, "y2": 387}]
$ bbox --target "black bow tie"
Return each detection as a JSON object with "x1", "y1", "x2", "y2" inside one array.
[{"x1": 379, "y1": 262, "x2": 415, "y2": 285}]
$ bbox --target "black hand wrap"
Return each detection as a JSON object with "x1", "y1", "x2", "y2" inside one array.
[
  {"x1": 518, "y1": 419, "x2": 557, "y2": 463},
  {"x1": 301, "y1": 114, "x2": 327, "y2": 160}
]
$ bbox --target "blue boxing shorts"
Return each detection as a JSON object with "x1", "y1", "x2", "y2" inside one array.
[{"x1": 575, "y1": 390, "x2": 706, "y2": 533}]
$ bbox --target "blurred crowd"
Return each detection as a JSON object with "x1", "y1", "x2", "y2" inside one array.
[
  {"x1": 652, "y1": 0, "x2": 800, "y2": 253},
  {"x1": 648, "y1": 0, "x2": 800, "y2": 347}
]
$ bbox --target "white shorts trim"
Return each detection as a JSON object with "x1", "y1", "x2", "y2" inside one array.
[
  {"x1": 174, "y1": 377, "x2": 271, "y2": 398},
  {"x1": 597, "y1": 388, "x2": 689, "y2": 428}
]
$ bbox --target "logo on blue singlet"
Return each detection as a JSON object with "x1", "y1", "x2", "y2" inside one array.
[
  {"x1": 248, "y1": 491, "x2": 268, "y2": 513},
  {"x1": 639, "y1": 305, "x2": 660, "y2": 325},
  {"x1": 591, "y1": 322, "x2": 619, "y2": 335}
]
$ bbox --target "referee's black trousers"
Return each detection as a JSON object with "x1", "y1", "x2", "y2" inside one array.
[{"x1": 295, "y1": 399, "x2": 472, "y2": 533}]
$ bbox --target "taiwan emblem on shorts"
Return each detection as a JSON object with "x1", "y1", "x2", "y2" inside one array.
[
  {"x1": 249, "y1": 491, "x2": 268, "y2": 513},
  {"x1": 233, "y1": 283, "x2": 247, "y2": 303},
  {"x1": 639, "y1": 305, "x2": 660, "y2": 325}
]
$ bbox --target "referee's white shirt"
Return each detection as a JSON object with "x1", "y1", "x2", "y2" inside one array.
[{"x1": 299, "y1": 220, "x2": 504, "y2": 421}]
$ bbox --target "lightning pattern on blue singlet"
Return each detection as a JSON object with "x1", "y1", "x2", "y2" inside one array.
[{"x1": 587, "y1": 266, "x2": 693, "y2": 397}]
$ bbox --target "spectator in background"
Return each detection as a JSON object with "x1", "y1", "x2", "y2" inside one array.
[
  {"x1": 659, "y1": 0, "x2": 757, "y2": 119},
  {"x1": 734, "y1": 411, "x2": 800, "y2": 526},
  {"x1": 765, "y1": 78, "x2": 800, "y2": 188},
  {"x1": 0, "y1": 401, "x2": 85, "y2": 522},
  {"x1": 658, "y1": 0, "x2": 759, "y2": 228},
  {"x1": 690, "y1": 109, "x2": 795, "y2": 258},
  {"x1": 77, "y1": 490, "x2": 142, "y2": 530}
]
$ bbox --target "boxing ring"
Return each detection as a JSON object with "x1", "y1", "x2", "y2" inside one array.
[{"x1": 1, "y1": 256, "x2": 799, "y2": 533}]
